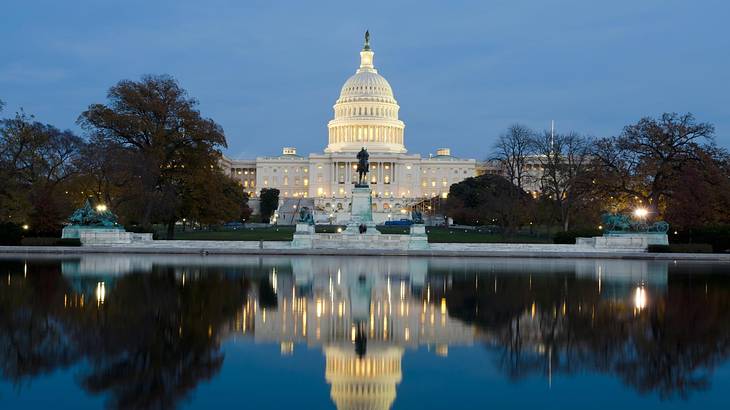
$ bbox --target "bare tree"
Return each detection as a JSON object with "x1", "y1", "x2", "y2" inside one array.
[
  {"x1": 492, "y1": 124, "x2": 535, "y2": 190},
  {"x1": 532, "y1": 130, "x2": 593, "y2": 231}
]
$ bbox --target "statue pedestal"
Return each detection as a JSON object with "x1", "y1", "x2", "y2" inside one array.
[
  {"x1": 291, "y1": 223, "x2": 315, "y2": 248},
  {"x1": 408, "y1": 224, "x2": 429, "y2": 250},
  {"x1": 343, "y1": 186, "x2": 379, "y2": 235},
  {"x1": 576, "y1": 233, "x2": 668, "y2": 251},
  {"x1": 62, "y1": 225, "x2": 152, "y2": 245}
]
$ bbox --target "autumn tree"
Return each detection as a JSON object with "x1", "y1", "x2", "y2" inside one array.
[
  {"x1": 78, "y1": 75, "x2": 238, "y2": 237},
  {"x1": 0, "y1": 111, "x2": 82, "y2": 233},
  {"x1": 592, "y1": 113, "x2": 715, "y2": 217},
  {"x1": 663, "y1": 147, "x2": 730, "y2": 229}
]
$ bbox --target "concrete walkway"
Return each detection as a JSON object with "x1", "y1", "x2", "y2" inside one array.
[{"x1": 1, "y1": 243, "x2": 730, "y2": 261}]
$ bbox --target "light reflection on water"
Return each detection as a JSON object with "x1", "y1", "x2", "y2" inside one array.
[{"x1": 0, "y1": 255, "x2": 729, "y2": 409}]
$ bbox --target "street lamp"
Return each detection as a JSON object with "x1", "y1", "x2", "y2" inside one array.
[{"x1": 633, "y1": 207, "x2": 649, "y2": 219}]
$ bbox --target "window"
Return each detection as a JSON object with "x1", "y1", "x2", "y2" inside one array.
[{"x1": 283, "y1": 176, "x2": 289, "y2": 186}]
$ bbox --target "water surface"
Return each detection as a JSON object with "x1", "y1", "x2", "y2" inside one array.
[{"x1": 1, "y1": 255, "x2": 729, "y2": 409}]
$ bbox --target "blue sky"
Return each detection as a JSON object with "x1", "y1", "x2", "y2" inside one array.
[{"x1": 1, "y1": 0, "x2": 728, "y2": 159}]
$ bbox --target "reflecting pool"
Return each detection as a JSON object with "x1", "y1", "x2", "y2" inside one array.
[{"x1": 1, "y1": 255, "x2": 729, "y2": 409}]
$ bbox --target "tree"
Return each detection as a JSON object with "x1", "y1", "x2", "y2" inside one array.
[
  {"x1": 0, "y1": 111, "x2": 82, "y2": 233},
  {"x1": 445, "y1": 174, "x2": 532, "y2": 235},
  {"x1": 178, "y1": 170, "x2": 252, "y2": 227},
  {"x1": 78, "y1": 75, "x2": 232, "y2": 237},
  {"x1": 259, "y1": 188, "x2": 280, "y2": 223},
  {"x1": 663, "y1": 147, "x2": 730, "y2": 230},
  {"x1": 492, "y1": 124, "x2": 535, "y2": 190},
  {"x1": 531, "y1": 130, "x2": 594, "y2": 231},
  {"x1": 592, "y1": 113, "x2": 714, "y2": 216}
]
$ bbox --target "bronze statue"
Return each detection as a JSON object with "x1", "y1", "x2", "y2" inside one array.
[
  {"x1": 411, "y1": 208, "x2": 424, "y2": 224},
  {"x1": 356, "y1": 147, "x2": 369, "y2": 186},
  {"x1": 297, "y1": 206, "x2": 315, "y2": 225},
  {"x1": 68, "y1": 199, "x2": 118, "y2": 227}
]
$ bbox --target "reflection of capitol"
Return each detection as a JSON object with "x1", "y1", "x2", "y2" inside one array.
[
  {"x1": 234, "y1": 258, "x2": 476, "y2": 410},
  {"x1": 52, "y1": 255, "x2": 673, "y2": 409}
]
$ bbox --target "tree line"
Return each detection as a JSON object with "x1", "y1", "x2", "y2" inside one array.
[
  {"x1": 446, "y1": 113, "x2": 730, "y2": 235},
  {"x1": 1, "y1": 75, "x2": 251, "y2": 238}
]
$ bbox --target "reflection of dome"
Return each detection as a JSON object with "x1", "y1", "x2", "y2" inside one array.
[
  {"x1": 325, "y1": 345, "x2": 403, "y2": 410},
  {"x1": 326, "y1": 33, "x2": 406, "y2": 154}
]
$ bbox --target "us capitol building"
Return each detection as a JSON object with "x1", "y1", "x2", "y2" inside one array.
[{"x1": 220, "y1": 33, "x2": 476, "y2": 223}]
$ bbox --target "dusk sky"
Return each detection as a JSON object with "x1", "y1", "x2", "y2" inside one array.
[{"x1": 1, "y1": 0, "x2": 728, "y2": 159}]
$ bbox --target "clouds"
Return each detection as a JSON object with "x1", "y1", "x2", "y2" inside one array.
[
  {"x1": 0, "y1": 0, "x2": 728, "y2": 157},
  {"x1": 0, "y1": 63, "x2": 68, "y2": 84}
]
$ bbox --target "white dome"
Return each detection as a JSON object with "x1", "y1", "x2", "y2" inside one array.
[
  {"x1": 338, "y1": 72, "x2": 396, "y2": 104},
  {"x1": 326, "y1": 34, "x2": 406, "y2": 154}
]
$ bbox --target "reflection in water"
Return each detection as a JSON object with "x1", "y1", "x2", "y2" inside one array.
[{"x1": 0, "y1": 256, "x2": 729, "y2": 409}]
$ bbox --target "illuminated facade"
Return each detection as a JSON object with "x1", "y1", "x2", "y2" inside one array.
[{"x1": 220, "y1": 34, "x2": 476, "y2": 223}]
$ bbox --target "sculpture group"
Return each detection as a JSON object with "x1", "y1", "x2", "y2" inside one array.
[
  {"x1": 68, "y1": 200, "x2": 119, "y2": 227},
  {"x1": 602, "y1": 213, "x2": 669, "y2": 233}
]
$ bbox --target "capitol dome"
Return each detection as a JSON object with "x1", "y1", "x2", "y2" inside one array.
[{"x1": 326, "y1": 32, "x2": 406, "y2": 154}]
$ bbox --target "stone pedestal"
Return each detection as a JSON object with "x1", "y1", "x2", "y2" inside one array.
[
  {"x1": 62, "y1": 226, "x2": 152, "y2": 245},
  {"x1": 343, "y1": 186, "x2": 379, "y2": 235},
  {"x1": 408, "y1": 224, "x2": 429, "y2": 250},
  {"x1": 576, "y1": 233, "x2": 668, "y2": 251},
  {"x1": 291, "y1": 223, "x2": 315, "y2": 249}
]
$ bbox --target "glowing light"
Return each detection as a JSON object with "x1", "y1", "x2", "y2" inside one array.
[
  {"x1": 95, "y1": 281, "x2": 106, "y2": 305},
  {"x1": 634, "y1": 286, "x2": 647, "y2": 310},
  {"x1": 95, "y1": 204, "x2": 108, "y2": 212},
  {"x1": 21, "y1": 224, "x2": 29, "y2": 230},
  {"x1": 633, "y1": 207, "x2": 649, "y2": 218}
]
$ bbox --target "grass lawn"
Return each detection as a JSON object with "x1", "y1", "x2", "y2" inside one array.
[
  {"x1": 166, "y1": 226, "x2": 295, "y2": 241},
  {"x1": 162, "y1": 225, "x2": 551, "y2": 243},
  {"x1": 425, "y1": 227, "x2": 551, "y2": 243}
]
